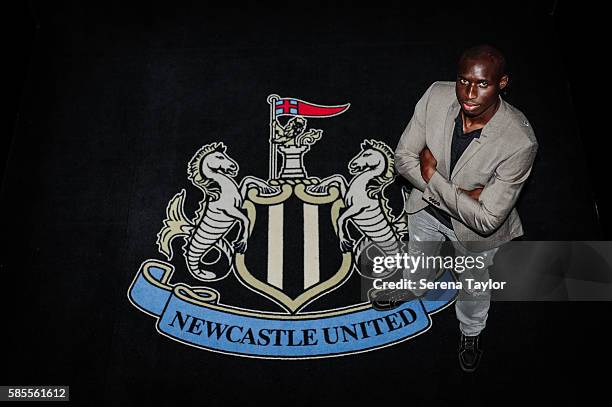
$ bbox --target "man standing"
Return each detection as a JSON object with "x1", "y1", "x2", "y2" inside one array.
[{"x1": 392, "y1": 45, "x2": 538, "y2": 372}]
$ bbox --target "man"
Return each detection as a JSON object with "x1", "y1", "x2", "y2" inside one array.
[{"x1": 392, "y1": 45, "x2": 538, "y2": 372}]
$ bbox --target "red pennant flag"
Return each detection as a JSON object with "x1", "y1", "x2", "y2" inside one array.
[{"x1": 274, "y1": 97, "x2": 350, "y2": 118}]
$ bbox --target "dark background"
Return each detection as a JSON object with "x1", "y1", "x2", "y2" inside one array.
[{"x1": 2, "y1": 1, "x2": 610, "y2": 404}]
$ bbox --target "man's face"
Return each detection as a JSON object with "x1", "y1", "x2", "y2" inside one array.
[{"x1": 455, "y1": 57, "x2": 508, "y2": 118}]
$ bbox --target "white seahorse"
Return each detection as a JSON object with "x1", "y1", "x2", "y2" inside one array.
[
  {"x1": 157, "y1": 142, "x2": 278, "y2": 281},
  {"x1": 307, "y1": 139, "x2": 406, "y2": 276}
]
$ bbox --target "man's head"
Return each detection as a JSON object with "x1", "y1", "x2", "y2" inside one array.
[{"x1": 456, "y1": 45, "x2": 508, "y2": 118}]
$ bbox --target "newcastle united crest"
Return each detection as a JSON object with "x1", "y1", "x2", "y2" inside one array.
[{"x1": 128, "y1": 94, "x2": 457, "y2": 359}]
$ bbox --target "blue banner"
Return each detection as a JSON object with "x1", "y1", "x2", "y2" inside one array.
[{"x1": 128, "y1": 260, "x2": 456, "y2": 358}]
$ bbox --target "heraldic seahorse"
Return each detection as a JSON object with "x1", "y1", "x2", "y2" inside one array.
[
  {"x1": 157, "y1": 142, "x2": 277, "y2": 281},
  {"x1": 308, "y1": 140, "x2": 406, "y2": 274}
]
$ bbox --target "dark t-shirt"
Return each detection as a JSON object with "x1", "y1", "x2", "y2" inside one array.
[{"x1": 424, "y1": 113, "x2": 482, "y2": 229}]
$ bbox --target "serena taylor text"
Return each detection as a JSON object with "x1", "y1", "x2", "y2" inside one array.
[
  {"x1": 373, "y1": 278, "x2": 507, "y2": 292},
  {"x1": 167, "y1": 308, "x2": 418, "y2": 346}
]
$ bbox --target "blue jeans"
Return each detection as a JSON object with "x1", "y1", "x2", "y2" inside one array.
[{"x1": 405, "y1": 209, "x2": 499, "y2": 336}]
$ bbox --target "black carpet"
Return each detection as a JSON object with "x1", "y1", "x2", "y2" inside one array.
[{"x1": 2, "y1": 2, "x2": 609, "y2": 404}]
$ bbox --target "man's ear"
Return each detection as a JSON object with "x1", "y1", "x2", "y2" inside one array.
[{"x1": 499, "y1": 75, "x2": 509, "y2": 90}]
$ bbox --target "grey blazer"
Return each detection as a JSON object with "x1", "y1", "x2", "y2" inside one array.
[{"x1": 395, "y1": 81, "x2": 538, "y2": 252}]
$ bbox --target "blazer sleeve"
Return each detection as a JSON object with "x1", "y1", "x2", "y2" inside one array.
[
  {"x1": 422, "y1": 141, "x2": 538, "y2": 235},
  {"x1": 394, "y1": 82, "x2": 437, "y2": 192}
]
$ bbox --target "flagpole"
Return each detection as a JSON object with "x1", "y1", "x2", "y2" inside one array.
[{"x1": 267, "y1": 94, "x2": 279, "y2": 181}]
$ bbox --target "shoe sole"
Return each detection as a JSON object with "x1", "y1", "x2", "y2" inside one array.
[{"x1": 458, "y1": 353, "x2": 480, "y2": 373}]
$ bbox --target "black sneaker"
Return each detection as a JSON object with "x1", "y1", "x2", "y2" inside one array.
[
  {"x1": 458, "y1": 333, "x2": 483, "y2": 373},
  {"x1": 368, "y1": 288, "x2": 416, "y2": 311}
]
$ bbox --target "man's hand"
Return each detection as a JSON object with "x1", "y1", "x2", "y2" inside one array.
[
  {"x1": 461, "y1": 187, "x2": 483, "y2": 201},
  {"x1": 419, "y1": 146, "x2": 437, "y2": 183}
]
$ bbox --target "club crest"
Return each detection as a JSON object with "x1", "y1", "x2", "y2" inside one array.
[{"x1": 128, "y1": 94, "x2": 457, "y2": 358}]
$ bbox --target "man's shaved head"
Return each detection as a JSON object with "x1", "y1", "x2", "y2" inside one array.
[
  {"x1": 459, "y1": 45, "x2": 506, "y2": 80},
  {"x1": 455, "y1": 45, "x2": 509, "y2": 120}
]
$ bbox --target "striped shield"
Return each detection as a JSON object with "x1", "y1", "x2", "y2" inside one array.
[{"x1": 235, "y1": 182, "x2": 352, "y2": 313}]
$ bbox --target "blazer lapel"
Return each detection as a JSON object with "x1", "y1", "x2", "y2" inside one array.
[
  {"x1": 443, "y1": 100, "x2": 461, "y2": 177},
  {"x1": 450, "y1": 133, "x2": 485, "y2": 181},
  {"x1": 450, "y1": 96, "x2": 509, "y2": 181}
]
